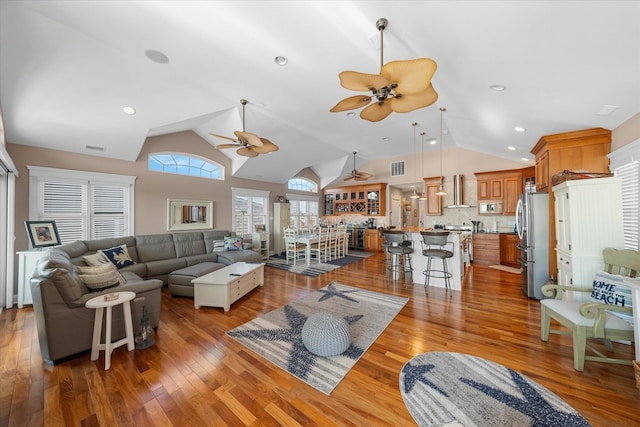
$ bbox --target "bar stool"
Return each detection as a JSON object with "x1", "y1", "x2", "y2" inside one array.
[
  {"x1": 420, "y1": 231, "x2": 454, "y2": 293},
  {"x1": 378, "y1": 228, "x2": 392, "y2": 274},
  {"x1": 383, "y1": 230, "x2": 414, "y2": 284}
]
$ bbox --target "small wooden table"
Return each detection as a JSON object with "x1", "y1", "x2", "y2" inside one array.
[
  {"x1": 191, "y1": 262, "x2": 264, "y2": 311},
  {"x1": 85, "y1": 291, "x2": 135, "y2": 370}
]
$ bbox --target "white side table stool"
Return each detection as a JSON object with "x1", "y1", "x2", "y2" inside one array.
[{"x1": 85, "y1": 291, "x2": 136, "y2": 370}]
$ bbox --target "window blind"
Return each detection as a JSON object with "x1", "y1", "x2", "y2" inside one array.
[{"x1": 615, "y1": 161, "x2": 639, "y2": 250}]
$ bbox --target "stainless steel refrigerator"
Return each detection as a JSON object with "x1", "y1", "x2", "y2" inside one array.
[{"x1": 515, "y1": 192, "x2": 549, "y2": 299}]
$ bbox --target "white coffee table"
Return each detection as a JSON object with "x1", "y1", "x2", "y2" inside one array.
[
  {"x1": 191, "y1": 262, "x2": 264, "y2": 311},
  {"x1": 86, "y1": 291, "x2": 136, "y2": 370}
]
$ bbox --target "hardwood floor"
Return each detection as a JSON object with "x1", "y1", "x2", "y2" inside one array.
[{"x1": 1, "y1": 254, "x2": 638, "y2": 426}]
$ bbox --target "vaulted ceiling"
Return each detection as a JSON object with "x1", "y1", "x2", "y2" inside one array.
[{"x1": 1, "y1": 1, "x2": 638, "y2": 188}]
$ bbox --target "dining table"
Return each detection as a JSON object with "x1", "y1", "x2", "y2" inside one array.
[{"x1": 294, "y1": 229, "x2": 348, "y2": 265}]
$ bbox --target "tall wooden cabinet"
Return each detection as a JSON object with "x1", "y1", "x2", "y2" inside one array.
[
  {"x1": 273, "y1": 202, "x2": 291, "y2": 256},
  {"x1": 530, "y1": 127, "x2": 612, "y2": 276},
  {"x1": 553, "y1": 177, "x2": 623, "y2": 302}
]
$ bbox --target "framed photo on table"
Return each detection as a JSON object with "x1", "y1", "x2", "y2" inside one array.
[{"x1": 25, "y1": 220, "x2": 61, "y2": 248}]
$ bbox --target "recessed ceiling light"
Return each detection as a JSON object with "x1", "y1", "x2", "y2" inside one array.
[
  {"x1": 508, "y1": 146, "x2": 516, "y2": 150},
  {"x1": 274, "y1": 56, "x2": 288, "y2": 65},
  {"x1": 596, "y1": 105, "x2": 619, "y2": 116},
  {"x1": 122, "y1": 106, "x2": 136, "y2": 115},
  {"x1": 490, "y1": 84, "x2": 506, "y2": 91},
  {"x1": 429, "y1": 139, "x2": 437, "y2": 145},
  {"x1": 144, "y1": 49, "x2": 169, "y2": 64},
  {"x1": 514, "y1": 126, "x2": 526, "y2": 132},
  {"x1": 346, "y1": 112, "x2": 356, "y2": 117},
  {"x1": 521, "y1": 157, "x2": 530, "y2": 162}
]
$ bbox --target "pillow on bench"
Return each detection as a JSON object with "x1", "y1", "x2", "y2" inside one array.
[{"x1": 590, "y1": 270, "x2": 633, "y2": 324}]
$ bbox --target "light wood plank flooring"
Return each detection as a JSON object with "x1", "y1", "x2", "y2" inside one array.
[{"x1": 1, "y1": 254, "x2": 638, "y2": 426}]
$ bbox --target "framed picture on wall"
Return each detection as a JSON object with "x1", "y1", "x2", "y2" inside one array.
[{"x1": 25, "y1": 220, "x2": 61, "y2": 248}]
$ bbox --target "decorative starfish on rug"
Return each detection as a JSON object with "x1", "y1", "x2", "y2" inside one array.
[
  {"x1": 316, "y1": 282, "x2": 360, "y2": 303},
  {"x1": 227, "y1": 304, "x2": 365, "y2": 380},
  {"x1": 401, "y1": 362, "x2": 449, "y2": 397},
  {"x1": 459, "y1": 369, "x2": 591, "y2": 427}
]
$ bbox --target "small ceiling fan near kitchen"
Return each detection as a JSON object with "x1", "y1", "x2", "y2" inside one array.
[
  {"x1": 330, "y1": 18, "x2": 438, "y2": 122},
  {"x1": 209, "y1": 99, "x2": 278, "y2": 157},
  {"x1": 344, "y1": 152, "x2": 373, "y2": 181}
]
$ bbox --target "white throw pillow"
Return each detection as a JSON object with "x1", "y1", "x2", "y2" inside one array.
[{"x1": 590, "y1": 270, "x2": 633, "y2": 325}]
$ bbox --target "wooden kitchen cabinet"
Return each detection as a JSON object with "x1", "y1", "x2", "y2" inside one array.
[
  {"x1": 503, "y1": 174, "x2": 522, "y2": 215},
  {"x1": 472, "y1": 233, "x2": 500, "y2": 265},
  {"x1": 499, "y1": 233, "x2": 520, "y2": 268},
  {"x1": 364, "y1": 229, "x2": 381, "y2": 252},
  {"x1": 323, "y1": 183, "x2": 386, "y2": 216},
  {"x1": 476, "y1": 173, "x2": 504, "y2": 200},
  {"x1": 423, "y1": 176, "x2": 443, "y2": 215},
  {"x1": 530, "y1": 127, "x2": 612, "y2": 278}
]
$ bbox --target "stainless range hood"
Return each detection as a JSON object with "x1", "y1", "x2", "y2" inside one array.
[{"x1": 447, "y1": 174, "x2": 473, "y2": 208}]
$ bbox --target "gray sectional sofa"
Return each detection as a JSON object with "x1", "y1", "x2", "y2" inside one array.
[{"x1": 30, "y1": 230, "x2": 262, "y2": 364}]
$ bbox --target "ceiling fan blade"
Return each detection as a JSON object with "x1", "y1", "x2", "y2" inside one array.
[
  {"x1": 209, "y1": 133, "x2": 238, "y2": 142},
  {"x1": 360, "y1": 101, "x2": 393, "y2": 122},
  {"x1": 236, "y1": 146, "x2": 259, "y2": 157},
  {"x1": 253, "y1": 138, "x2": 279, "y2": 154},
  {"x1": 338, "y1": 71, "x2": 390, "y2": 92},
  {"x1": 215, "y1": 143, "x2": 240, "y2": 149},
  {"x1": 381, "y1": 58, "x2": 437, "y2": 95},
  {"x1": 234, "y1": 131, "x2": 263, "y2": 147},
  {"x1": 390, "y1": 84, "x2": 439, "y2": 113},
  {"x1": 356, "y1": 171, "x2": 373, "y2": 180},
  {"x1": 330, "y1": 95, "x2": 372, "y2": 112},
  {"x1": 343, "y1": 175, "x2": 355, "y2": 181}
]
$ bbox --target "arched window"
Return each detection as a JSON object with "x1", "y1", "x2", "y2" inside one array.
[
  {"x1": 148, "y1": 153, "x2": 223, "y2": 180},
  {"x1": 288, "y1": 177, "x2": 317, "y2": 192}
]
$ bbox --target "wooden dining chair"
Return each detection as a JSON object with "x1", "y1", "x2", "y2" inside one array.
[
  {"x1": 540, "y1": 247, "x2": 638, "y2": 371},
  {"x1": 284, "y1": 228, "x2": 306, "y2": 265}
]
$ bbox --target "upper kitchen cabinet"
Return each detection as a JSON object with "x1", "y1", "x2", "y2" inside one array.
[
  {"x1": 323, "y1": 183, "x2": 386, "y2": 216},
  {"x1": 530, "y1": 127, "x2": 611, "y2": 193},
  {"x1": 423, "y1": 176, "x2": 443, "y2": 215},
  {"x1": 474, "y1": 169, "x2": 522, "y2": 215},
  {"x1": 529, "y1": 127, "x2": 612, "y2": 279}
]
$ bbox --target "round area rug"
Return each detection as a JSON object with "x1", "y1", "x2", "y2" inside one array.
[{"x1": 399, "y1": 352, "x2": 591, "y2": 427}]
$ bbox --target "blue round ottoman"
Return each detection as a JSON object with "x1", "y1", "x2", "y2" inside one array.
[{"x1": 301, "y1": 311, "x2": 351, "y2": 357}]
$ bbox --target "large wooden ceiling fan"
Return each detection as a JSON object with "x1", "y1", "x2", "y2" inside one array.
[
  {"x1": 344, "y1": 152, "x2": 373, "y2": 181},
  {"x1": 209, "y1": 99, "x2": 278, "y2": 157},
  {"x1": 330, "y1": 18, "x2": 438, "y2": 122}
]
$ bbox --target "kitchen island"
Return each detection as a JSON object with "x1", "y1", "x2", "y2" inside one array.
[{"x1": 387, "y1": 228, "x2": 470, "y2": 291}]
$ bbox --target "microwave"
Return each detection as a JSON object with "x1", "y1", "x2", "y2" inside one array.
[{"x1": 479, "y1": 201, "x2": 503, "y2": 214}]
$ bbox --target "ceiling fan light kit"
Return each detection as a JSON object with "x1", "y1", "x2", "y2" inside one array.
[
  {"x1": 209, "y1": 99, "x2": 278, "y2": 157},
  {"x1": 330, "y1": 18, "x2": 439, "y2": 122}
]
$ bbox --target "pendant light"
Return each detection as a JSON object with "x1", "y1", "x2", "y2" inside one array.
[
  {"x1": 419, "y1": 131, "x2": 427, "y2": 200},
  {"x1": 436, "y1": 107, "x2": 447, "y2": 196},
  {"x1": 410, "y1": 122, "x2": 420, "y2": 199}
]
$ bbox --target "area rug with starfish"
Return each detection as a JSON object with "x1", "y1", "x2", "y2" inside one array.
[
  {"x1": 227, "y1": 281, "x2": 408, "y2": 395},
  {"x1": 400, "y1": 352, "x2": 591, "y2": 427},
  {"x1": 265, "y1": 251, "x2": 374, "y2": 277}
]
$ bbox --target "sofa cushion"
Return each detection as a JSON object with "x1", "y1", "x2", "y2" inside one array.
[
  {"x1": 99, "y1": 244, "x2": 136, "y2": 269},
  {"x1": 136, "y1": 234, "x2": 177, "y2": 262},
  {"x1": 183, "y1": 253, "x2": 219, "y2": 266},
  {"x1": 37, "y1": 249, "x2": 89, "y2": 306},
  {"x1": 173, "y1": 232, "x2": 207, "y2": 258},
  {"x1": 217, "y1": 250, "x2": 263, "y2": 265},
  {"x1": 76, "y1": 263, "x2": 124, "y2": 291}
]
